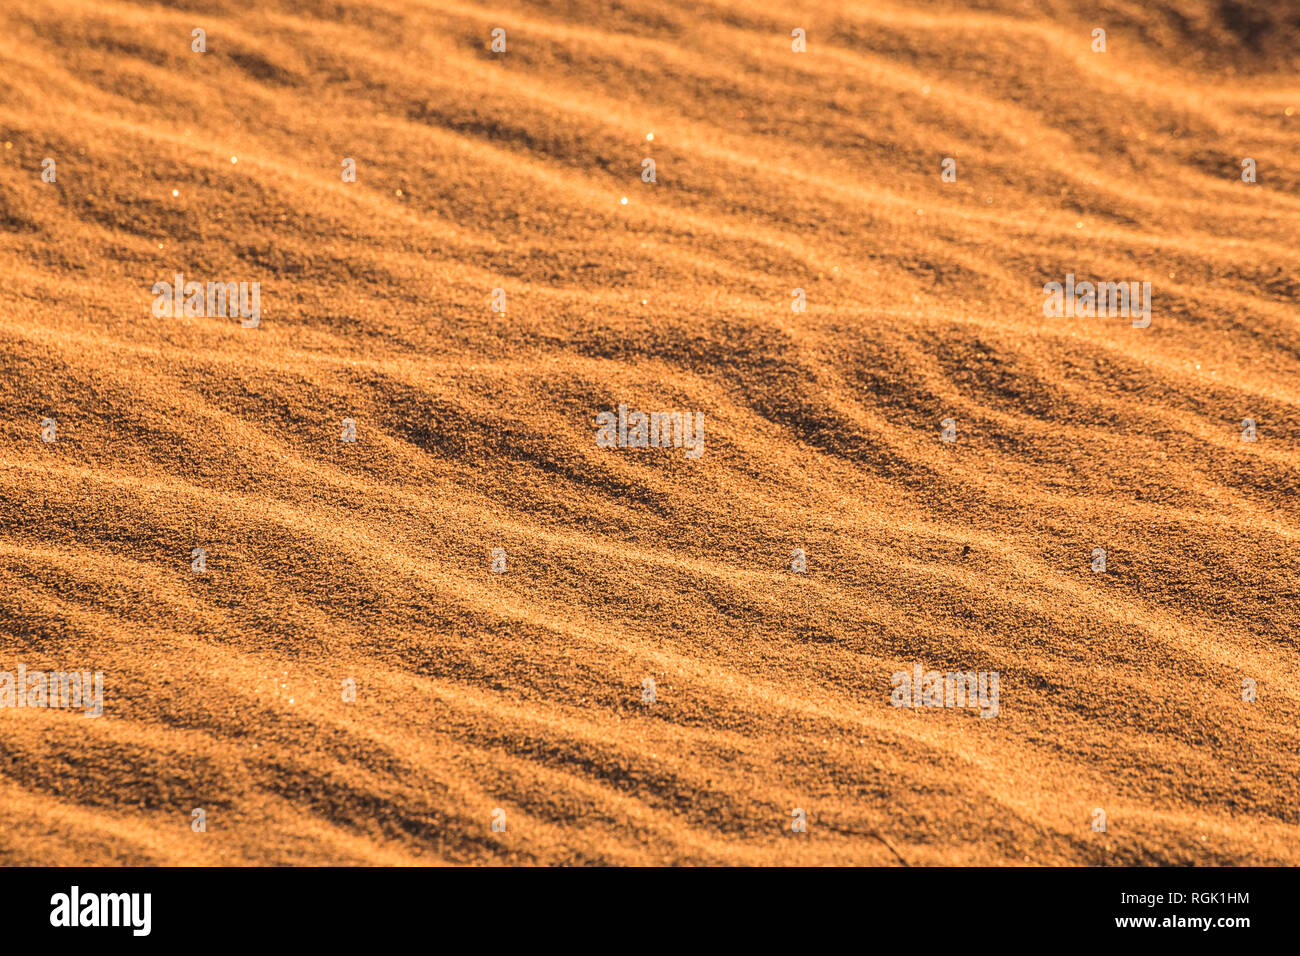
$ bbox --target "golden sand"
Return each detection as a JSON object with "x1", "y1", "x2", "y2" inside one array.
[{"x1": 0, "y1": 0, "x2": 1297, "y2": 865}]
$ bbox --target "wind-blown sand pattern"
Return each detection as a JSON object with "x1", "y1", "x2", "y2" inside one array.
[{"x1": 1, "y1": 0, "x2": 1298, "y2": 866}]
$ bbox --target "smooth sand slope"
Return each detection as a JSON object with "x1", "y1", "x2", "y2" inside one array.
[{"x1": 1, "y1": 0, "x2": 1298, "y2": 865}]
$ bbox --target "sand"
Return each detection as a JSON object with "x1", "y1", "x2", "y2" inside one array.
[{"x1": 1, "y1": 0, "x2": 1298, "y2": 865}]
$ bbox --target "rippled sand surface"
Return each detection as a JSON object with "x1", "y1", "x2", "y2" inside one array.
[{"x1": 1, "y1": 0, "x2": 1298, "y2": 864}]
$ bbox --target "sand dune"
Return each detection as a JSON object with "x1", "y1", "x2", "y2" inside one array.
[{"x1": 1, "y1": 0, "x2": 1298, "y2": 865}]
